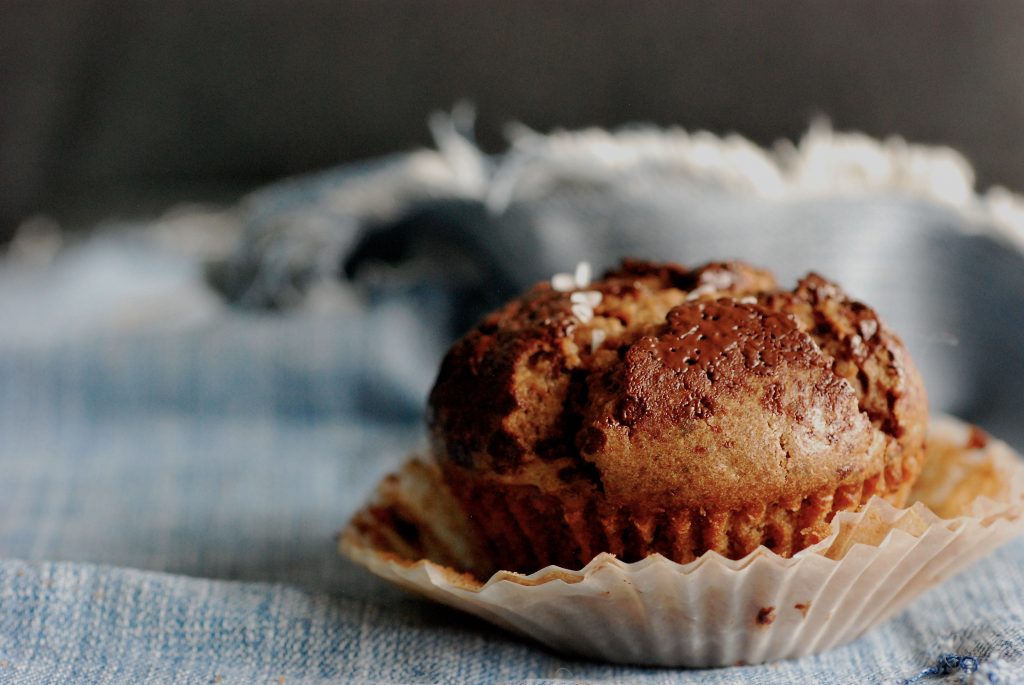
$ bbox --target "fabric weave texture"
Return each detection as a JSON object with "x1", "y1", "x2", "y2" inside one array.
[{"x1": 2, "y1": 124, "x2": 1024, "y2": 683}]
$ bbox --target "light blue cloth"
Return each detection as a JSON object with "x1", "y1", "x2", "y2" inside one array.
[
  {"x1": 0, "y1": 273, "x2": 1020, "y2": 685},
  {"x1": 3, "y1": 127, "x2": 1024, "y2": 682}
]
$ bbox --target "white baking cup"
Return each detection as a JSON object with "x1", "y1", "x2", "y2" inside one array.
[{"x1": 340, "y1": 416, "x2": 1024, "y2": 667}]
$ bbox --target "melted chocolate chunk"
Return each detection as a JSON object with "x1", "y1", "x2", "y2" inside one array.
[{"x1": 618, "y1": 300, "x2": 827, "y2": 427}]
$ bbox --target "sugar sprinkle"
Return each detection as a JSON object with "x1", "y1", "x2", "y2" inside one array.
[
  {"x1": 685, "y1": 284, "x2": 716, "y2": 301},
  {"x1": 552, "y1": 262, "x2": 603, "y2": 325},
  {"x1": 570, "y1": 290, "x2": 602, "y2": 308},
  {"x1": 551, "y1": 273, "x2": 576, "y2": 292},
  {"x1": 574, "y1": 262, "x2": 592, "y2": 288},
  {"x1": 571, "y1": 303, "x2": 594, "y2": 324}
]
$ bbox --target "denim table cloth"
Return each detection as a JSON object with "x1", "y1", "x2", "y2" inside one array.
[{"x1": 2, "y1": 122, "x2": 1023, "y2": 683}]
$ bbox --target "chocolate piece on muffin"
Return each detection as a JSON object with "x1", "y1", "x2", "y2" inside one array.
[{"x1": 428, "y1": 260, "x2": 928, "y2": 574}]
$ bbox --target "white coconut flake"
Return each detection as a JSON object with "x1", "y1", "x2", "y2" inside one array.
[
  {"x1": 738, "y1": 296, "x2": 757, "y2": 304},
  {"x1": 551, "y1": 273, "x2": 575, "y2": 292},
  {"x1": 570, "y1": 290, "x2": 602, "y2": 308},
  {"x1": 571, "y1": 303, "x2": 594, "y2": 324},
  {"x1": 552, "y1": 263, "x2": 602, "y2": 323},
  {"x1": 550, "y1": 262, "x2": 604, "y2": 325},
  {"x1": 685, "y1": 284, "x2": 716, "y2": 301},
  {"x1": 590, "y1": 328, "x2": 606, "y2": 352},
  {"x1": 574, "y1": 261, "x2": 592, "y2": 288}
]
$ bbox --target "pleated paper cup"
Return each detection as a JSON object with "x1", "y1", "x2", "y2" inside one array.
[{"x1": 340, "y1": 415, "x2": 1024, "y2": 667}]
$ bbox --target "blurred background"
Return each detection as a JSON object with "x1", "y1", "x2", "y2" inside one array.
[
  {"x1": 1, "y1": 0, "x2": 1023, "y2": 589},
  {"x1": 5, "y1": 4, "x2": 1024, "y2": 677},
  {"x1": 4, "y1": 1, "x2": 1024, "y2": 239}
]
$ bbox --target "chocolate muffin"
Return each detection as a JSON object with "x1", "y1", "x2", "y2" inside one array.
[{"x1": 428, "y1": 260, "x2": 928, "y2": 574}]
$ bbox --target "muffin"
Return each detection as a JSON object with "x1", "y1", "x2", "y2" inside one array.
[{"x1": 428, "y1": 260, "x2": 928, "y2": 574}]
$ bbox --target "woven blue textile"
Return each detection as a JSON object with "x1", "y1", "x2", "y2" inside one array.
[
  {"x1": 3, "y1": 129, "x2": 1024, "y2": 683},
  {"x1": 0, "y1": 257, "x2": 1020, "y2": 685}
]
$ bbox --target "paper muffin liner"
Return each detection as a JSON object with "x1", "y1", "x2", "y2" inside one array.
[{"x1": 340, "y1": 415, "x2": 1024, "y2": 667}]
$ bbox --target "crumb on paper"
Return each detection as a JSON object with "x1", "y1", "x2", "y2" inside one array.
[{"x1": 966, "y1": 425, "x2": 989, "y2": 450}]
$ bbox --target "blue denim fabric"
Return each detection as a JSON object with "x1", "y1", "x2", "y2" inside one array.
[
  {"x1": 0, "y1": 302, "x2": 1020, "y2": 684},
  {"x1": 0, "y1": 548, "x2": 1020, "y2": 685},
  {"x1": 3, "y1": 133, "x2": 1024, "y2": 682}
]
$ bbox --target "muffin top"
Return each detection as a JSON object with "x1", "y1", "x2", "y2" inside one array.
[{"x1": 428, "y1": 260, "x2": 927, "y2": 511}]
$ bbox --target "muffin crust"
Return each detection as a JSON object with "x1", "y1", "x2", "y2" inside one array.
[{"x1": 428, "y1": 260, "x2": 928, "y2": 573}]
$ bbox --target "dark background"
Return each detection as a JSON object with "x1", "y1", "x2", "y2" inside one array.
[{"x1": 4, "y1": 1, "x2": 1024, "y2": 241}]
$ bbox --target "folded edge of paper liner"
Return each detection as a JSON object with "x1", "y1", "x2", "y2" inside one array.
[{"x1": 339, "y1": 415, "x2": 1024, "y2": 667}]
